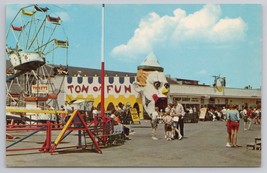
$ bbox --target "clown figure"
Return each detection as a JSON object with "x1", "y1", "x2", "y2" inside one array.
[{"x1": 133, "y1": 52, "x2": 169, "y2": 118}]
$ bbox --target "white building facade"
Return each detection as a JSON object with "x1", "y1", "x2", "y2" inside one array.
[{"x1": 169, "y1": 84, "x2": 261, "y2": 110}]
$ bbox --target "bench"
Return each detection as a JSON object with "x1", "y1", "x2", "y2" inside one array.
[
  {"x1": 91, "y1": 125, "x2": 125, "y2": 146},
  {"x1": 107, "y1": 125, "x2": 125, "y2": 145},
  {"x1": 255, "y1": 137, "x2": 261, "y2": 143},
  {"x1": 246, "y1": 143, "x2": 256, "y2": 150},
  {"x1": 246, "y1": 137, "x2": 261, "y2": 150},
  {"x1": 255, "y1": 137, "x2": 261, "y2": 150}
]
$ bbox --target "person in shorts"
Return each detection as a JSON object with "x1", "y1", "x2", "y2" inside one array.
[
  {"x1": 225, "y1": 120, "x2": 232, "y2": 147},
  {"x1": 151, "y1": 107, "x2": 159, "y2": 140},
  {"x1": 242, "y1": 107, "x2": 248, "y2": 130},
  {"x1": 226, "y1": 104, "x2": 240, "y2": 148},
  {"x1": 163, "y1": 112, "x2": 173, "y2": 141}
]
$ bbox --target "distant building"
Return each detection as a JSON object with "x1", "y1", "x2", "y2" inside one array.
[
  {"x1": 6, "y1": 60, "x2": 261, "y2": 118},
  {"x1": 53, "y1": 66, "x2": 261, "y2": 114},
  {"x1": 169, "y1": 83, "x2": 261, "y2": 110}
]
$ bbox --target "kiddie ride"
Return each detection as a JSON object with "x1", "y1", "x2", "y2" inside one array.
[{"x1": 6, "y1": 108, "x2": 126, "y2": 154}]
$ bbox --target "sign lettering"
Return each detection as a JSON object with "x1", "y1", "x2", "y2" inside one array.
[
  {"x1": 32, "y1": 85, "x2": 48, "y2": 94},
  {"x1": 67, "y1": 84, "x2": 133, "y2": 94}
]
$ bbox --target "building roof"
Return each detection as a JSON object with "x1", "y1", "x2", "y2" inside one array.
[
  {"x1": 6, "y1": 60, "x2": 136, "y2": 77},
  {"x1": 65, "y1": 65, "x2": 136, "y2": 77},
  {"x1": 169, "y1": 84, "x2": 261, "y2": 99}
]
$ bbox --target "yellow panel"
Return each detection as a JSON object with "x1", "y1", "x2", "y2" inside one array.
[
  {"x1": 54, "y1": 110, "x2": 77, "y2": 144},
  {"x1": 6, "y1": 108, "x2": 67, "y2": 114},
  {"x1": 22, "y1": 9, "x2": 35, "y2": 16},
  {"x1": 54, "y1": 39, "x2": 68, "y2": 48},
  {"x1": 65, "y1": 94, "x2": 143, "y2": 119}
]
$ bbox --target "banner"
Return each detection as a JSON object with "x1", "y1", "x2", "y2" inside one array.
[
  {"x1": 31, "y1": 85, "x2": 48, "y2": 94},
  {"x1": 130, "y1": 108, "x2": 140, "y2": 123},
  {"x1": 199, "y1": 108, "x2": 207, "y2": 120}
]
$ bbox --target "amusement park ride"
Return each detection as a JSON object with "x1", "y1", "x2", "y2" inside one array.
[
  {"x1": 6, "y1": 4, "x2": 69, "y2": 121},
  {"x1": 6, "y1": 4, "x2": 122, "y2": 154}
]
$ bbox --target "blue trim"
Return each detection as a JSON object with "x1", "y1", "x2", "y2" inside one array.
[
  {"x1": 67, "y1": 76, "x2": 72, "y2": 84},
  {"x1": 109, "y1": 77, "x2": 114, "y2": 84},
  {"x1": 88, "y1": 77, "x2": 93, "y2": 84},
  {"x1": 77, "y1": 77, "x2": 83, "y2": 84},
  {"x1": 119, "y1": 77, "x2": 124, "y2": 84},
  {"x1": 130, "y1": 77, "x2": 135, "y2": 84}
]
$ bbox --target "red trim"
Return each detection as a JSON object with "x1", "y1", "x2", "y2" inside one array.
[
  {"x1": 47, "y1": 93, "x2": 58, "y2": 99},
  {"x1": 11, "y1": 25, "x2": 23, "y2": 31},
  {"x1": 24, "y1": 96, "x2": 48, "y2": 102},
  {"x1": 101, "y1": 62, "x2": 106, "y2": 123}
]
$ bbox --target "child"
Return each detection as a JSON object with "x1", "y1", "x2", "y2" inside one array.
[{"x1": 163, "y1": 112, "x2": 173, "y2": 141}]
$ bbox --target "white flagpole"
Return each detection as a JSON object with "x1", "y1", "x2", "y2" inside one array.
[{"x1": 101, "y1": 4, "x2": 105, "y2": 63}]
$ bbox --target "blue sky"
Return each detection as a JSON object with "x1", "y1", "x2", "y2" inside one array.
[{"x1": 6, "y1": 4, "x2": 262, "y2": 89}]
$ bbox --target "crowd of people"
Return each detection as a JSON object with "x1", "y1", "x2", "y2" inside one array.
[
  {"x1": 150, "y1": 100, "x2": 186, "y2": 141},
  {"x1": 149, "y1": 102, "x2": 261, "y2": 146},
  {"x1": 60, "y1": 101, "x2": 261, "y2": 146},
  {"x1": 205, "y1": 105, "x2": 261, "y2": 125},
  {"x1": 241, "y1": 106, "x2": 261, "y2": 130}
]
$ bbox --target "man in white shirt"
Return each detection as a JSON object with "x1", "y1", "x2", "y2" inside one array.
[
  {"x1": 221, "y1": 107, "x2": 227, "y2": 120},
  {"x1": 171, "y1": 103, "x2": 183, "y2": 140},
  {"x1": 173, "y1": 100, "x2": 185, "y2": 138}
]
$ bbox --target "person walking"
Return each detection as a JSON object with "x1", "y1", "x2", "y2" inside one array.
[
  {"x1": 170, "y1": 103, "x2": 183, "y2": 140},
  {"x1": 225, "y1": 105, "x2": 231, "y2": 148},
  {"x1": 253, "y1": 107, "x2": 261, "y2": 125},
  {"x1": 173, "y1": 100, "x2": 185, "y2": 138},
  {"x1": 246, "y1": 107, "x2": 253, "y2": 130},
  {"x1": 242, "y1": 107, "x2": 248, "y2": 130},
  {"x1": 226, "y1": 104, "x2": 240, "y2": 148},
  {"x1": 221, "y1": 106, "x2": 227, "y2": 121},
  {"x1": 151, "y1": 107, "x2": 160, "y2": 140}
]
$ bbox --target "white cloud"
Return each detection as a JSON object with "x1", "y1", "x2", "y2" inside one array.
[
  {"x1": 172, "y1": 4, "x2": 221, "y2": 41},
  {"x1": 111, "y1": 4, "x2": 247, "y2": 61},
  {"x1": 210, "y1": 17, "x2": 247, "y2": 42},
  {"x1": 197, "y1": 69, "x2": 208, "y2": 75}
]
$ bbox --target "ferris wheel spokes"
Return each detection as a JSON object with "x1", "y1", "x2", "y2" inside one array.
[{"x1": 6, "y1": 4, "x2": 69, "y2": 106}]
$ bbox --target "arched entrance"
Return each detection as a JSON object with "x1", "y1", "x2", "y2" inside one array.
[
  {"x1": 96, "y1": 103, "x2": 101, "y2": 111},
  {"x1": 133, "y1": 102, "x2": 140, "y2": 118},
  {"x1": 107, "y1": 102, "x2": 115, "y2": 112}
]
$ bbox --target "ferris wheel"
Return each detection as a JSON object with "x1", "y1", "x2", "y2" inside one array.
[{"x1": 6, "y1": 4, "x2": 69, "y2": 108}]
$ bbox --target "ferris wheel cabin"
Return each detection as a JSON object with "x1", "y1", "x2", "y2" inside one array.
[{"x1": 7, "y1": 49, "x2": 45, "y2": 71}]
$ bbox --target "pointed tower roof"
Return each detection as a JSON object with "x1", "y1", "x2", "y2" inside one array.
[{"x1": 137, "y1": 52, "x2": 164, "y2": 72}]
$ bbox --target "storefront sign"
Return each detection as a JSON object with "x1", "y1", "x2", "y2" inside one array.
[
  {"x1": 32, "y1": 85, "x2": 48, "y2": 94},
  {"x1": 130, "y1": 108, "x2": 140, "y2": 122},
  {"x1": 67, "y1": 84, "x2": 132, "y2": 94},
  {"x1": 199, "y1": 108, "x2": 207, "y2": 120}
]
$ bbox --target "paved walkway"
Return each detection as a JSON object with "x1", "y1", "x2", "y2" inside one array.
[{"x1": 6, "y1": 119, "x2": 261, "y2": 167}]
